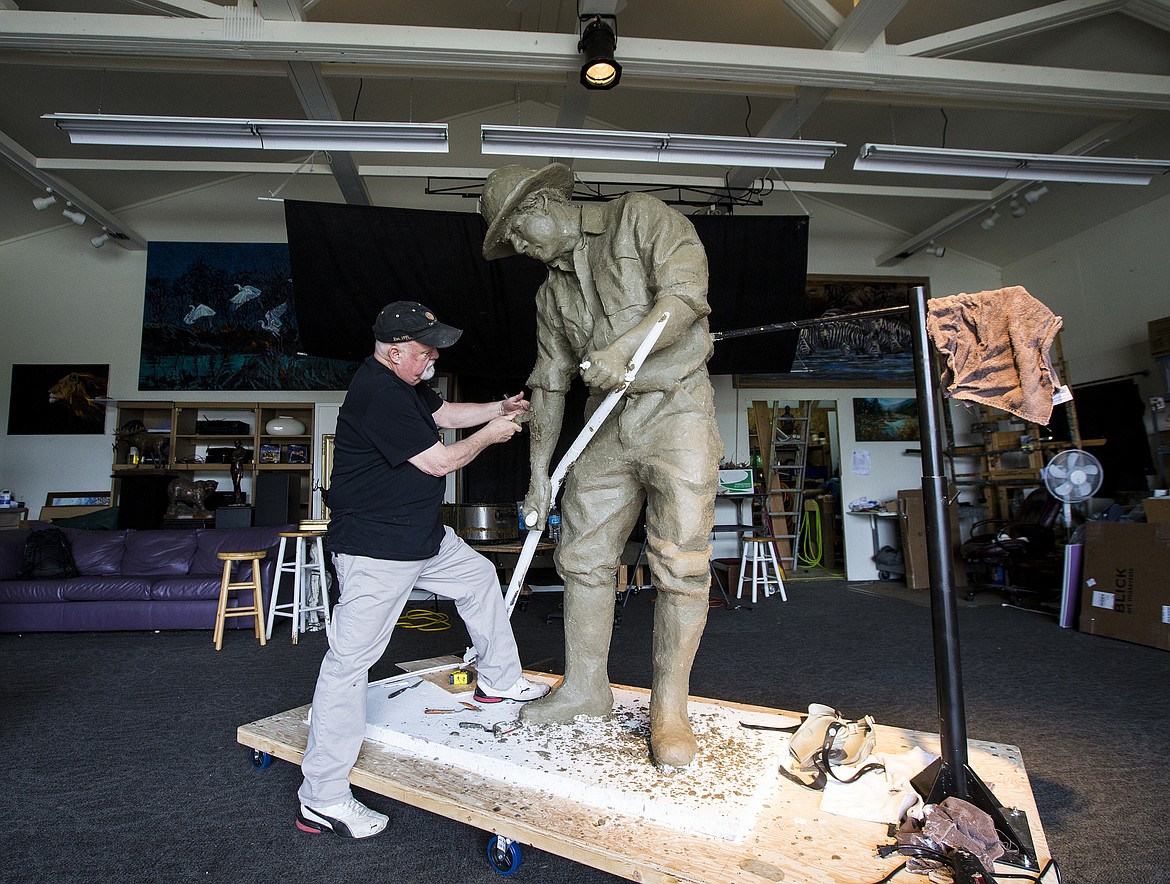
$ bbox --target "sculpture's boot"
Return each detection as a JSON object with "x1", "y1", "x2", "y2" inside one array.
[
  {"x1": 520, "y1": 580, "x2": 616, "y2": 724},
  {"x1": 648, "y1": 593, "x2": 709, "y2": 768}
]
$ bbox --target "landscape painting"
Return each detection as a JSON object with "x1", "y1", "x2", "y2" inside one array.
[
  {"x1": 139, "y1": 242, "x2": 359, "y2": 391},
  {"x1": 853, "y1": 397, "x2": 920, "y2": 442}
]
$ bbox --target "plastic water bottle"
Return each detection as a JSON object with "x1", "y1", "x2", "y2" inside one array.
[{"x1": 547, "y1": 504, "x2": 562, "y2": 542}]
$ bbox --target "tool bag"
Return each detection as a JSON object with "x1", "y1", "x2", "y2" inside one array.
[{"x1": 782, "y1": 703, "x2": 884, "y2": 790}]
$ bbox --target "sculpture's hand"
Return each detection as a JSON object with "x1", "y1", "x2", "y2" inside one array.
[
  {"x1": 523, "y1": 475, "x2": 553, "y2": 529},
  {"x1": 581, "y1": 346, "x2": 629, "y2": 392}
]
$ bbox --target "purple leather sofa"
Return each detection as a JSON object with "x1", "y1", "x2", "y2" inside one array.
[{"x1": 0, "y1": 522, "x2": 292, "y2": 633}]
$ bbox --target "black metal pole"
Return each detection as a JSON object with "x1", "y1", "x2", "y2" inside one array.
[
  {"x1": 908, "y1": 285, "x2": 969, "y2": 787},
  {"x1": 907, "y1": 285, "x2": 1038, "y2": 869}
]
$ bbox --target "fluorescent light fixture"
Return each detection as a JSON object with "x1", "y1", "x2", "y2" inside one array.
[
  {"x1": 43, "y1": 114, "x2": 449, "y2": 153},
  {"x1": 854, "y1": 143, "x2": 1170, "y2": 185},
  {"x1": 481, "y1": 125, "x2": 843, "y2": 169}
]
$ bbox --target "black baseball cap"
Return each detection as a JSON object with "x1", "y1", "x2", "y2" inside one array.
[{"x1": 373, "y1": 301, "x2": 463, "y2": 348}]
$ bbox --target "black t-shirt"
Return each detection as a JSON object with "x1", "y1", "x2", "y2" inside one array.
[{"x1": 326, "y1": 356, "x2": 446, "y2": 560}]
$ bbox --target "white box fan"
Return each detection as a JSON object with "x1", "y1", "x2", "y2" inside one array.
[{"x1": 1042, "y1": 448, "x2": 1103, "y2": 531}]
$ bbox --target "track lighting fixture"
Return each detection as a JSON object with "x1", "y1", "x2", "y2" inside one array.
[
  {"x1": 1023, "y1": 185, "x2": 1049, "y2": 204},
  {"x1": 32, "y1": 190, "x2": 58, "y2": 211},
  {"x1": 90, "y1": 230, "x2": 111, "y2": 249},
  {"x1": 578, "y1": 15, "x2": 621, "y2": 90},
  {"x1": 1009, "y1": 198, "x2": 1027, "y2": 218},
  {"x1": 62, "y1": 205, "x2": 87, "y2": 226},
  {"x1": 924, "y1": 243, "x2": 946, "y2": 258},
  {"x1": 979, "y1": 209, "x2": 1000, "y2": 231}
]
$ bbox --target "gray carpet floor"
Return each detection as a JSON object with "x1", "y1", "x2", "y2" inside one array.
[{"x1": 2, "y1": 578, "x2": 1168, "y2": 884}]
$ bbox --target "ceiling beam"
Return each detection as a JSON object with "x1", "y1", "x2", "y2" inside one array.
[
  {"x1": 113, "y1": 0, "x2": 225, "y2": 15},
  {"x1": 824, "y1": 0, "x2": 905, "y2": 52},
  {"x1": 781, "y1": 0, "x2": 844, "y2": 43},
  {"x1": 1123, "y1": 0, "x2": 1170, "y2": 31},
  {"x1": 0, "y1": 129, "x2": 147, "y2": 249},
  {"x1": 896, "y1": 0, "x2": 1127, "y2": 58},
  {"x1": 3, "y1": 13, "x2": 1169, "y2": 110}
]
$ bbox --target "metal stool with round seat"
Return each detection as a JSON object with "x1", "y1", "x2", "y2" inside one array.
[
  {"x1": 266, "y1": 530, "x2": 330, "y2": 644},
  {"x1": 213, "y1": 550, "x2": 267, "y2": 650}
]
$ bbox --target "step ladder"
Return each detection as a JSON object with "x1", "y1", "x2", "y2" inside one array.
[{"x1": 764, "y1": 400, "x2": 812, "y2": 573}]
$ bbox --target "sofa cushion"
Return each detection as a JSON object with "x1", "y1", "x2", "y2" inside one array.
[
  {"x1": 191, "y1": 526, "x2": 285, "y2": 576},
  {"x1": 121, "y1": 530, "x2": 197, "y2": 576},
  {"x1": 61, "y1": 528, "x2": 127, "y2": 576},
  {"x1": 59, "y1": 577, "x2": 154, "y2": 602},
  {"x1": 0, "y1": 577, "x2": 152, "y2": 603},
  {"x1": 150, "y1": 576, "x2": 225, "y2": 601},
  {"x1": 0, "y1": 580, "x2": 65, "y2": 604}
]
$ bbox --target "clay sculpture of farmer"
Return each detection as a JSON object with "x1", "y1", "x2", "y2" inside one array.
[{"x1": 480, "y1": 163, "x2": 722, "y2": 767}]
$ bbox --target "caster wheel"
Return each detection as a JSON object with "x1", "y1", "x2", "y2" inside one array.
[
  {"x1": 487, "y1": 834, "x2": 522, "y2": 876},
  {"x1": 249, "y1": 749, "x2": 273, "y2": 770},
  {"x1": 878, "y1": 570, "x2": 891, "y2": 581}
]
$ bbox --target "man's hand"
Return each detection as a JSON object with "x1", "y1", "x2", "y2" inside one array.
[
  {"x1": 484, "y1": 415, "x2": 524, "y2": 444},
  {"x1": 581, "y1": 347, "x2": 630, "y2": 392},
  {"x1": 523, "y1": 475, "x2": 553, "y2": 529},
  {"x1": 499, "y1": 392, "x2": 530, "y2": 417}
]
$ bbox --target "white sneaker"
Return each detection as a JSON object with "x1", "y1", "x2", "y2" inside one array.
[
  {"x1": 474, "y1": 677, "x2": 550, "y2": 704},
  {"x1": 296, "y1": 796, "x2": 389, "y2": 838}
]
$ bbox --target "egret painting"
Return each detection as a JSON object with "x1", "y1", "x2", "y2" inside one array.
[{"x1": 139, "y1": 242, "x2": 359, "y2": 391}]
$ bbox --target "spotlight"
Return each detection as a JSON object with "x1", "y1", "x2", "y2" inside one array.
[
  {"x1": 924, "y1": 243, "x2": 946, "y2": 258},
  {"x1": 1009, "y1": 198, "x2": 1027, "y2": 218},
  {"x1": 1024, "y1": 185, "x2": 1049, "y2": 204},
  {"x1": 578, "y1": 15, "x2": 621, "y2": 90},
  {"x1": 979, "y1": 208, "x2": 1000, "y2": 231},
  {"x1": 90, "y1": 230, "x2": 111, "y2": 249},
  {"x1": 32, "y1": 191, "x2": 58, "y2": 211},
  {"x1": 62, "y1": 205, "x2": 87, "y2": 226}
]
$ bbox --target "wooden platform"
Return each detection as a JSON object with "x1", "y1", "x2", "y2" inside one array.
[{"x1": 237, "y1": 684, "x2": 1051, "y2": 883}]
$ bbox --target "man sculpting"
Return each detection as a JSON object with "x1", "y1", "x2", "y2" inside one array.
[{"x1": 480, "y1": 163, "x2": 722, "y2": 767}]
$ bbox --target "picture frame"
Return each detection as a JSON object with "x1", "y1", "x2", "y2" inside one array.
[
  {"x1": 285, "y1": 443, "x2": 308, "y2": 464},
  {"x1": 853, "y1": 397, "x2": 921, "y2": 442},
  {"x1": 734, "y1": 275, "x2": 928, "y2": 388},
  {"x1": 258, "y1": 443, "x2": 281, "y2": 464},
  {"x1": 45, "y1": 491, "x2": 112, "y2": 507}
]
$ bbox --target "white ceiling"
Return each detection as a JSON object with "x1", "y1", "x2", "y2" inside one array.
[{"x1": 1, "y1": 0, "x2": 1168, "y2": 266}]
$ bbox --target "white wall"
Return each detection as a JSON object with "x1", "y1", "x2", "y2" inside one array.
[{"x1": 1002, "y1": 190, "x2": 1170, "y2": 401}]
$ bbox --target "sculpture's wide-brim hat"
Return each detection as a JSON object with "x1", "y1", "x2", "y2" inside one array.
[{"x1": 480, "y1": 163, "x2": 575, "y2": 261}]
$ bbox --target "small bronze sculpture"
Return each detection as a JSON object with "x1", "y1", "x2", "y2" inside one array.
[
  {"x1": 230, "y1": 440, "x2": 249, "y2": 505},
  {"x1": 166, "y1": 478, "x2": 218, "y2": 518}
]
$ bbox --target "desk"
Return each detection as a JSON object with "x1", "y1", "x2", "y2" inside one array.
[{"x1": 846, "y1": 509, "x2": 901, "y2": 579}]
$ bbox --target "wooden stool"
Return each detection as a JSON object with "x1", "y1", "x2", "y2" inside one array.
[
  {"x1": 266, "y1": 531, "x2": 330, "y2": 644},
  {"x1": 214, "y1": 551, "x2": 267, "y2": 650},
  {"x1": 737, "y1": 537, "x2": 787, "y2": 604}
]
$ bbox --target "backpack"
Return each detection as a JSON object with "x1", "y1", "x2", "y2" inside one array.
[{"x1": 18, "y1": 528, "x2": 80, "y2": 580}]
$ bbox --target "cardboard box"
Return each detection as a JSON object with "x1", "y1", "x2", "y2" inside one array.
[
  {"x1": 896, "y1": 489, "x2": 967, "y2": 590},
  {"x1": 1144, "y1": 496, "x2": 1170, "y2": 524},
  {"x1": 1079, "y1": 522, "x2": 1170, "y2": 651},
  {"x1": 1149, "y1": 315, "x2": 1170, "y2": 361}
]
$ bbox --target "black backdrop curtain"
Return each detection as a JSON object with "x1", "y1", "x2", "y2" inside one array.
[
  {"x1": 284, "y1": 199, "x2": 811, "y2": 503},
  {"x1": 1054, "y1": 379, "x2": 1154, "y2": 497},
  {"x1": 284, "y1": 199, "x2": 809, "y2": 378}
]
